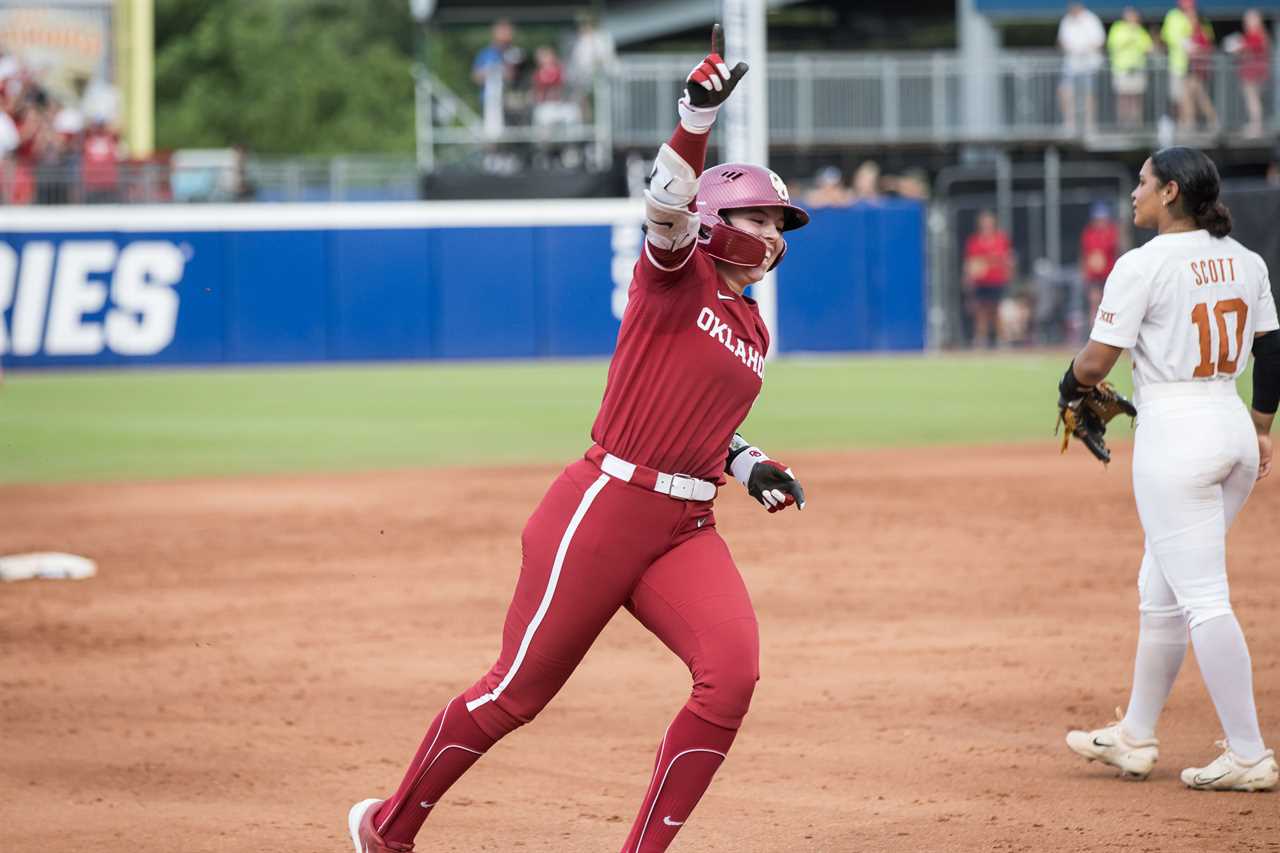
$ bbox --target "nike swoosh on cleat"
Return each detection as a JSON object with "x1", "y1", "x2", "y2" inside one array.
[
  {"x1": 1092, "y1": 738, "x2": 1113, "y2": 748},
  {"x1": 1192, "y1": 772, "x2": 1230, "y2": 786},
  {"x1": 663, "y1": 816, "x2": 684, "y2": 826}
]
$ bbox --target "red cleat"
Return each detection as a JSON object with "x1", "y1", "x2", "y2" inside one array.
[{"x1": 348, "y1": 799, "x2": 414, "y2": 853}]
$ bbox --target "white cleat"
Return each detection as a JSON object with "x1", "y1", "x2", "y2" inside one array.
[
  {"x1": 1066, "y1": 710, "x2": 1159, "y2": 779},
  {"x1": 1181, "y1": 742, "x2": 1279, "y2": 792}
]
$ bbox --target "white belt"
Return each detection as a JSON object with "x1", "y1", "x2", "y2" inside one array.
[
  {"x1": 598, "y1": 452, "x2": 718, "y2": 502},
  {"x1": 1135, "y1": 380, "x2": 1241, "y2": 407}
]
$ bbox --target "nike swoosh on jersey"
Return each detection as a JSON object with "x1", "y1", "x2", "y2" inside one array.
[{"x1": 717, "y1": 292, "x2": 736, "y2": 301}]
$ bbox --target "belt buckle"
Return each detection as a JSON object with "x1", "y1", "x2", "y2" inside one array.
[{"x1": 668, "y1": 474, "x2": 697, "y2": 501}]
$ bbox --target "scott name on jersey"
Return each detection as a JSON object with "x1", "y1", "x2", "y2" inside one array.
[{"x1": 1190, "y1": 257, "x2": 1238, "y2": 287}]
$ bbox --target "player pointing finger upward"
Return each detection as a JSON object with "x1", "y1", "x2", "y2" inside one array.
[{"x1": 350, "y1": 24, "x2": 810, "y2": 853}]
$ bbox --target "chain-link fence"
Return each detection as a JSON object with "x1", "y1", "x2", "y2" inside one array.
[{"x1": 929, "y1": 170, "x2": 1280, "y2": 351}]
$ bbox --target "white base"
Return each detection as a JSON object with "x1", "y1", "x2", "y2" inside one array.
[{"x1": 0, "y1": 552, "x2": 97, "y2": 582}]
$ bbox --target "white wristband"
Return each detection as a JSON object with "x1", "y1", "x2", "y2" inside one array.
[
  {"x1": 677, "y1": 96, "x2": 718, "y2": 134},
  {"x1": 730, "y1": 446, "x2": 769, "y2": 487}
]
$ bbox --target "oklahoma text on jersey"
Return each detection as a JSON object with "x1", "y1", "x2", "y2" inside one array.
[{"x1": 696, "y1": 305, "x2": 765, "y2": 378}]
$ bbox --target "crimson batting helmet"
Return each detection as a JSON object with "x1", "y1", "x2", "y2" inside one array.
[{"x1": 696, "y1": 163, "x2": 809, "y2": 270}]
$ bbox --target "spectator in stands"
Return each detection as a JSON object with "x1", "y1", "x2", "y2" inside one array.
[
  {"x1": 1163, "y1": 0, "x2": 1217, "y2": 132},
  {"x1": 567, "y1": 13, "x2": 615, "y2": 122},
  {"x1": 80, "y1": 117, "x2": 120, "y2": 203},
  {"x1": 963, "y1": 210, "x2": 1015, "y2": 349},
  {"x1": 1079, "y1": 201, "x2": 1120, "y2": 328},
  {"x1": 1108, "y1": 7, "x2": 1154, "y2": 127},
  {"x1": 885, "y1": 167, "x2": 931, "y2": 200},
  {"x1": 804, "y1": 166, "x2": 852, "y2": 207},
  {"x1": 1057, "y1": 2, "x2": 1106, "y2": 134},
  {"x1": 1187, "y1": 6, "x2": 1218, "y2": 130},
  {"x1": 38, "y1": 95, "x2": 81, "y2": 205},
  {"x1": 1162, "y1": 0, "x2": 1194, "y2": 121},
  {"x1": 530, "y1": 45, "x2": 581, "y2": 167},
  {"x1": 473, "y1": 19, "x2": 519, "y2": 137},
  {"x1": 10, "y1": 89, "x2": 53, "y2": 205},
  {"x1": 1225, "y1": 10, "x2": 1271, "y2": 137},
  {"x1": 532, "y1": 46, "x2": 564, "y2": 104},
  {"x1": 850, "y1": 160, "x2": 882, "y2": 203}
]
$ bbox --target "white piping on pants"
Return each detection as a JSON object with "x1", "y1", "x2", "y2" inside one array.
[
  {"x1": 466, "y1": 474, "x2": 610, "y2": 713},
  {"x1": 630, "y1": 747, "x2": 727, "y2": 852},
  {"x1": 376, "y1": 699, "x2": 486, "y2": 834}
]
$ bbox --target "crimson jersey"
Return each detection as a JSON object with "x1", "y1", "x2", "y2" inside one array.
[{"x1": 590, "y1": 246, "x2": 769, "y2": 484}]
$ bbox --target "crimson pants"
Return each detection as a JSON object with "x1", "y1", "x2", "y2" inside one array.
[{"x1": 376, "y1": 457, "x2": 760, "y2": 852}]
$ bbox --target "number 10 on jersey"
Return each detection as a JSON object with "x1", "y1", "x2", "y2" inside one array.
[{"x1": 1191, "y1": 298, "x2": 1249, "y2": 378}]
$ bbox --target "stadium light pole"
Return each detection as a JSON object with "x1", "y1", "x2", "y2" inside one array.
[
  {"x1": 410, "y1": 0, "x2": 436, "y2": 176},
  {"x1": 723, "y1": 0, "x2": 776, "y2": 356}
]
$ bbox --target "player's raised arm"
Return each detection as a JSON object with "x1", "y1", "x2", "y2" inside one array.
[{"x1": 642, "y1": 24, "x2": 748, "y2": 278}]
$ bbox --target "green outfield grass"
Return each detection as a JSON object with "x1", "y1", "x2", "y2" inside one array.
[{"x1": 0, "y1": 351, "x2": 1207, "y2": 484}]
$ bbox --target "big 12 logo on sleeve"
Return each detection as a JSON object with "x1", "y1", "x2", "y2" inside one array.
[{"x1": 0, "y1": 239, "x2": 187, "y2": 358}]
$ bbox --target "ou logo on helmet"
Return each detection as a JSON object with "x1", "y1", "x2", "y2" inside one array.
[{"x1": 768, "y1": 171, "x2": 789, "y2": 203}]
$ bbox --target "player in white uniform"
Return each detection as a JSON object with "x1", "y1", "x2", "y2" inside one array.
[{"x1": 1061, "y1": 147, "x2": 1280, "y2": 791}]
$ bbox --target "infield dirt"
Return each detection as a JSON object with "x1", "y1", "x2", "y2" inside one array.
[{"x1": 2, "y1": 443, "x2": 1277, "y2": 853}]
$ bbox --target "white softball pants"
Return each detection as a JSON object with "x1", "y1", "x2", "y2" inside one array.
[{"x1": 1132, "y1": 381, "x2": 1258, "y2": 628}]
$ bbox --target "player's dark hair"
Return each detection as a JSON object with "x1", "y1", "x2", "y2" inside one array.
[{"x1": 1150, "y1": 146, "x2": 1232, "y2": 238}]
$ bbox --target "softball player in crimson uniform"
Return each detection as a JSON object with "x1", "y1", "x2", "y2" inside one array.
[
  {"x1": 350, "y1": 26, "x2": 810, "y2": 852},
  {"x1": 1061, "y1": 147, "x2": 1280, "y2": 791}
]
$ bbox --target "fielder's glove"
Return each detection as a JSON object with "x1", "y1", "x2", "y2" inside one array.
[
  {"x1": 679, "y1": 24, "x2": 749, "y2": 132},
  {"x1": 1056, "y1": 362, "x2": 1136, "y2": 465}
]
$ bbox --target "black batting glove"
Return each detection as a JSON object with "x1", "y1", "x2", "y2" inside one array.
[
  {"x1": 747, "y1": 460, "x2": 806, "y2": 513},
  {"x1": 684, "y1": 23, "x2": 749, "y2": 109}
]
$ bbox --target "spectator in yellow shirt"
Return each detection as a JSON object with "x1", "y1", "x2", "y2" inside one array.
[
  {"x1": 1108, "y1": 7, "x2": 1154, "y2": 126},
  {"x1": 1162, "y1": 0, "x2": 1217, "y2": 131}
]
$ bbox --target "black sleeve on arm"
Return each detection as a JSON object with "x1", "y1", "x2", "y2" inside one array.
[
  {"x1": 1058, "y1": 360, "x2": 1094, "y2": 406},
  {"x1": 725, "y1": 432, "x2": 752, "y2": 473},
  {"x1": 1252, "y1": 331, "x2": 1280, "y2": 415}
]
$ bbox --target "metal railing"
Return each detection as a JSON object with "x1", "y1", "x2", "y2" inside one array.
[
  {"x1": 0, "y1": 155, "x2": 421, "y2": 205},
  {"x1": 610, "y1": 50, "x2": 1279, "y2": 148},
  {"x1": 413, "y1": 66, "x2": 613, "y2": 173},
  {"x1": 409, "y1": 48, "x2": 1276, "y2": 174}
]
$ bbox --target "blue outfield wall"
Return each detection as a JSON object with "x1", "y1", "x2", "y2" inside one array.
[{"x1": 0, "y1": 199, "x2": 924, "y2": 368}]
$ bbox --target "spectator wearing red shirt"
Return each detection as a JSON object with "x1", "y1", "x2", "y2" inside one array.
[
  {"x1": 1080, "y1": 201, "x2": 1120, "y2": 330},
  {"x1": 9, "y1": 93, "x2": 52, "y2": 205},
  {"x1": 532, "y1": 45, "x2": 564, "y2": 104},
  {"x1": 81, "y1": 118, "x2": 120, "y2": 203},
  {"x1": 1228, "y1": 10, "x2": 1271, "y2": 137},
  {"x1": 1184, "y1": 9, "x2": 1219, "y2": 132},
  {"x1": 963, "y1": 209, "x2": 1014, "y2": 348}
]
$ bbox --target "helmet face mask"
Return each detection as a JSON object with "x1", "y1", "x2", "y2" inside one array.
[{"x1": 696, "y1": 164, "x2": 809, "y2": 271}]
